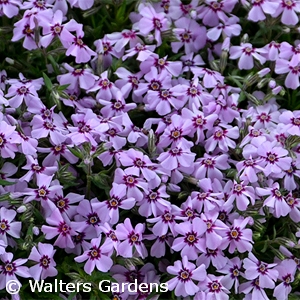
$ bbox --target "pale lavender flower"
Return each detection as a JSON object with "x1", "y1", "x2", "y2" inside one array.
[
  {"x1": 28, "y1": 243, "x2": 57, "y2": 280},
  {"x1": 229, "y1": 43, "x2": 267, "y2": 70},
  {"x1": 115, "y1": 218, "x2": 148, "y2": 259},
  {"x1": 0, "y1": 207, "x2": 21, "y2": 246},
  {"x1": 248, "y1": 0, "x2": 279, "y2": 22},
  {"x1": 243, "y1": 252, "x2": 279, "y2": 289},
  {"x1": 0, "y1": 252, "x2": 30, "y2": 292},
  {"x1": 166, "y1": 256, "x2": 206, "y2": 297},
  {"x1": 172, "y1": 217, "x2": 207, "y2": 260},
  {"x1": 272, "y1": 0, "x2": 300, "y2": 25},
  {"x1": 74, "y1": 236, "x2": 113, "y2": 275}
]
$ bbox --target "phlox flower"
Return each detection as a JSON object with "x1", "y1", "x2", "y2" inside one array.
[
  {"x1": 256, "y1": 181, "x2": 291, "y2": 218},
  {"x1": 115, "y1": 218, "x2": 148, "y2": 258},
  {"x1": 122, "y1": 43, "x2": 156, "y2": 61},
  {"x1": 23, "y1": 175, "x2": 62, "y2": 210},
  {"x1": 0, "y1": 252, "x2": 30, "y2": 292},
  {"x1": 224, "y1": 180, "x2": 256, "y2": 211},
  {"x1": 166, "y1": 256, "x2": 206, "y2": 297},
  {"x1": 193, "y1": 154, "x2": 229, "y2": 181},
  {"x1": 284, "y1": 193, "x2": 300, "y2": 222},
  {"x1": 0, "y1": 207, "x2": 21, "y2": 246},
  {"x1": 167, "y1": 0, "x2": 199, "y2": 20},
  {"x1": 157, "y1": 144, "x2": 196, "y2": 171},
  {"x1": 67, "y1": 109, "x2": 108, "y2": 146},
  {"x1": 279, "y1": 246, "x2": 300, "y2": 270},
  {"x1": 65, "y1": 28, "x2": 96, "y2": 63},
  {"x1": 229, "y1": 43, "x2": 267, "y2": 70},
  {"x1": 57, "y1": 63, "x2": 98, "y2": 91},
  {"x1": 31, "y1": 114, "x2": 67, "y2": 145},
  {"x1": 74, "y1": 236, "x2": 113, "y2": 275},
  {"x1": 205, "y1": 126, "x2": 239, "y2": 153},
  {"x1": 256, "y1": 141, "x2": 292, "y2": 176},
  {"x1": 105, "y1": 29, "x2": 141, "y2": 53},
  {"x1": 0, "y1": 121, "x2": 21, "y2": 159},
  {"x1": 222, "y1": 217, "x2": 253, "y2": 253},
  {"x1": 140, "y1": 54, "x2": 183, "y2": 77},
  {"x1": 248, "y1": 0, "x2": 279, "y2": 22},
  {"x1": 172, "y1": 17, "x2": 206, "y2": 54},
  {"x1": 279, "y1": 110, "x2": 300, "y2": 135},
  {"x1": 196, "y1": 247, "x2": 228, "y2": 270},
  {"x1": 275, "y1": 58, "x2": 300, "y2": 89},
  {"x1": 239, "y1": 278, "x2": 269, "y2": 300},
  {"x1": 197, "y1": 274, "x2": 230, "y2": 300},
  {"x1": 19, "y1": 155, "x2": 57, "y2": 182},
  {"x1": 243, "y1": 252, "x2": 279, "y2": 289},
  {"x1": 181, "y1": 52, "x2": 205, "y2": 73},
  {"x1": 262, "y1": 41, "x2": 281, "y2": 61},
  {"x1": 138, "y1": 185, "x2": 171, "y2": 217},
  {"x1": 191, "y1": 67, "x2": 224, "y2": 88},
  {"x1": 190, "y1": 178, "x2": 224, "y2": 212},
  {"x1": 197, "y1": 0, "x2": 238, "y2": 26},
  {"x1": 113, "y1": 168, "x2": 148, "y2": 202},
  {"x1": 39, "y1": 10, "x2": 76, "y2": 48},
  {"x1": 272, "y1": 0, "x2": 300, "y2": 25},
  {"x1": 172, "y1": 217, "x2": 207, "y2": 260},
  {"x1": 118, "y1": 148, "x2": 158, "y2": 182},
  {"x1": 115, "y1": 67, "x2": 143, "y2": 102},
  {"x1": 41, "y1": 208, "x2": 76, "y2": 249},
  {"x1": 146, "y1": 232, "x2": 173, "y2": 258},
  {"x1": 236, "y1": 157, "x2": 262, "y2": 183},
  {"x1": 0, "y1": 0, "x2": 19, "y2": 18},
  {"x1": 68, "y1": 0, "x2": 94, "y2": 10},
  {"x1": 147, "y1": 206, "x2": 181, "y2": 237},
  {"x1": 73, "y1": 199, "x2": 103, "y2": 237},
  {"x1": 98, "y1": 91, "x2": 137, "y2": 118},
  {"x1": 87, "y1": 70, "x2": 118, "y2": 101},
  {"x1": 11, "y1": 18, "x2": 38, "y2": 50},
  {"x1": 218, "y1": 257, "x2": 243, "y2": 294},
  {"x1": 37, "y1": 142, "x2": 79, "y2": 167},
  {"x1": 5, "y1": 82, "x2": 42, "y2": 109},
  {"x1": 28, "y1": 243, "x2": 57, "y2": 280},
  {"x1": 201, "y1": 211, "x2": 229, "y2": 250},
  {"x1": 137, "y1": 3, "x2": 169, "y2": 46},
  {"x1": 157, "y1": 114, "x2": 193, "y2": 149},
  {"x1": 207, "y1": 16, "x2": 241, "y2": 41},
  {"x1": 93, "y1": 183, "x2": 135, "y2": 225},
  {"x1": 273, "y1": 259, "x2": 297, "y2": 300}
]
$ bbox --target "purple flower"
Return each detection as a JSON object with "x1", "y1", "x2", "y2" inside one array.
[
  {"x1": 93, "y1": 184, "x2": 135, "y2": 225},
  {"x1": 172, "y1": 17, "x2": 206, "y2": 54},
  {"x1": 273, "y1": 259, "x2": 297, "y2": 300},
  {"x1": 137, "y1": 3, "x2": 169, "y2": 46},
  {"x1": 115, "y1": 218, "x2": 148, "y2": 258},
  {"x1": 218, "y1": 257, "x2": 242, "y2": 294},
  {"x1": 0, "y1": 252, "x2": 30, "y2": 291},
  {"x1": 166, "y1": 256, "x2": 206, "y2": 297},
  {"x1": 41, "y1": 208, "x2": 76, "y2": 249},
  {"x1": 275, "y1": 58, "x2": 300, "y2": 89},
  {"x1": 222, "y1": 217, "x2": 253, "y2": 253},
  {"x1": 0, "y1": 207, "x2": 21, "y2": 246},
  {"x1": 197, "y1": 274, "x2": 230, "y2": 300},
  {"x1": 272, "y1": 0, "x2": 300, "y2": 25},
  {"x1": 28, "y1": 243, "x2": 57, "y2": 280},
  {"x1": 65, "y1": 28, "x2": 96, "y2": 63},
  {"x1": 0, "y1": 121, "x2": 20, "y2": 159},
  {"x1": 243, "y1": 252, "x2": 279, "y2": 289},
  {"x1": 172, "y1": 217, "x2": 207, "y2": 260},
  {"x1": 74, "y1": 236, "x2": 113, "y2": 275},
  {"x1": 248, "y1": 0, "x2": 279, "y2": 22},
  {"x1": 229, "y1": 43, "x2": 267, "y2": 70}
]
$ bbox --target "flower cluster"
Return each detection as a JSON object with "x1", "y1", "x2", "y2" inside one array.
[{"x1": 0, "y1": 0, "x2": 300, "y2": 299}]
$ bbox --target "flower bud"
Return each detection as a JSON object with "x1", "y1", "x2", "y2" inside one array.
[
  {"x1": 32, "y1": 226, "x2": 40, "y2": 235},
  {"x1": 268, "y1": 79, "x2": 277, "y2": 89},
  {"x1": 17, "y1": 205, "x2": 27, "y2": 213}
]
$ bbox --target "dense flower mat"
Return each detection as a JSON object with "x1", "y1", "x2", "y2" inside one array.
[{"x1": 0, "y1": 0, "x2": 300, "y2": 299}]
